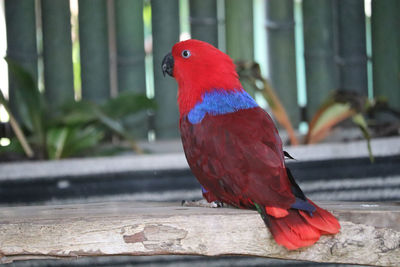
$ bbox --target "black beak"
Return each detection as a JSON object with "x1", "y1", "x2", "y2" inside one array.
[{"x1": 162, "y1": 52, "x2": 174, "y2": 77}]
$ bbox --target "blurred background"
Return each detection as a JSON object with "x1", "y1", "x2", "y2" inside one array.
[
  {"x1": 0, "y1": 0, "x2": 399, "y2": 157},
  {"x1": 0, "y1": 0, "x2": 399, "y2": 266}
]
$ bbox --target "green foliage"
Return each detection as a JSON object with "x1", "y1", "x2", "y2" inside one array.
[
  {"x1": 6, "y1": 58, "x2": 46, "y2": 147},
  {"x1": 310, "y1": 103, "x2": 352, "y2": 134},
  {"x1": 0, "y1": 137, "x2": 24, "y2": 155},
  {"x1": 46, "y1": 126, "x2": 104, "y2": 159},
  {"x1": 352, "y1": 114, "x2": 373, "y2": 163},
  {"x1": 304, "y1": 89, "x2": 400, "y2": 162},
  {"x1": 102, "y1": 91, "x2": 156, "y2": 119},
  {"x1": 306, "y1": 92, "x2": 374, "y2": 162},
  {"x1": 1, "y1": 59, "x2": 155, "y2": 160}
]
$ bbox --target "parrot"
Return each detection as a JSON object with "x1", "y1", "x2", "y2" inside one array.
[{"x1": 161, "y1": 39, "x2": 340, "y2": 250}]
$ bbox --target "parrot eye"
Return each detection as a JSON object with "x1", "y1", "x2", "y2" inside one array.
[{"x1": 181, "y1": 50, "x2": 191, "y2": 59}]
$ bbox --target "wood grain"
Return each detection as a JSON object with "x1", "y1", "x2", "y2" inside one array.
[{"x1": 0, "y1": 201, "x2": 399, "y2": 266}]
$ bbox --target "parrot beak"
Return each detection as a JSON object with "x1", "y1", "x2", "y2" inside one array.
[{"x1": 162, "y1": 52, "x2": 174, "y2": 77}]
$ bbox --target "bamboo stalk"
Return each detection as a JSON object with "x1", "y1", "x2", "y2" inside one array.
[
  {"x1": 336, "y1": 0, "x2": 368, "y2": 94},
  {"x1": 302, "y1": 0, "x2": 337, "y2": 119},
  {"x1": 114, "y1": 0, "x2": 148, "y2": 139},
  {"x1": 225, "y1": 0, "x2": 254, "y2": 96},
  {"x1": 78, "y1": 0, "x2": 111, "y2": 103},
  {"x1": 189, "y1": 0, "x2": 218, "y2": 47},
  {"x1": 265, "y1": 0, "x2": 299, "y2": 126},
  {"x1": 371, "y1": 0, "x2": 400, "y2": 109},
  {"x1": 151, "y1": 0, "x2": 180, "y2": 139},
  {"x1": 41, "y1": 0, "x2": 74, "y2": 111},
  {"x1": 4, "y1": 0, "x2": 38, "y2": 117}
]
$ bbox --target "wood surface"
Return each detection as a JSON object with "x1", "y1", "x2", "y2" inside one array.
[{"x1": 0, "y1": 201, "x2": 399, "y2": 266}]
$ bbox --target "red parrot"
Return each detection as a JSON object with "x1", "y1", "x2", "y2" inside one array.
[{"x1": 162, "y1": 39, "x2": 340, "y2": 250}]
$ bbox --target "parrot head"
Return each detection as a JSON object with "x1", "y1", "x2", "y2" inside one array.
[{"x1": 162, "y1": 39, "x2": 242, "y2": 116}]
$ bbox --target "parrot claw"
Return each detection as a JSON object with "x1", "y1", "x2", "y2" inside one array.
[{"x1": 181, "y1": 199, "x2": 224, "y2": 208}]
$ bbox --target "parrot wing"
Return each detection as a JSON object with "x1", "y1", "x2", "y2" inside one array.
[
  {"x1": 180, "y1": 106, "x2": 340, "y2": 250},
  {"x1": 180, "y1": 106, "x2": 295, "y2": 209}
]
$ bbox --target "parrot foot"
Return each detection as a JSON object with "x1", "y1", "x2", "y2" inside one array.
[{"x1": 181, "y1": 199, "x2": 224, "y2": 208}]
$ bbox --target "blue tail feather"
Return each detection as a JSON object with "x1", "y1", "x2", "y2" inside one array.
[{"x1": 291, "y1": 198, "x2": 316, "y2": 216}]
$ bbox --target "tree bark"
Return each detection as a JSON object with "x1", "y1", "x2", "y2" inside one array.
[{"x1": 0, "y1": 201, "x2": 399, "y2": 266}]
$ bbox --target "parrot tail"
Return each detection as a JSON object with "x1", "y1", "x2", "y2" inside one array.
[{"x1": 255, "y1": 200, "x2": 340, "y2": 250}]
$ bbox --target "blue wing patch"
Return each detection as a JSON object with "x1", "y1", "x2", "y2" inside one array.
[{"x1": 188, "y1": 89, "x2": 258, "y2": 124}]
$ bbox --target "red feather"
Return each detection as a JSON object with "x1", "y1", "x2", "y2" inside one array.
[
  {"x1": 170, "y1": 39, "x2": 340, "y2": 250},
  {"x1": 266, "y1": 203, "x2": 340, "y2": 250},
  {"x1": 180, "y1": 108, "x2": 294, "y2": 209},
  {"x1": 267, "y1": 209, "x2": 321, "y2": 250},
  {"x1": 266, "y1": 206, "x2": 289, "y2": 218},
  {"x1": 299, "y1": 199, "x2": 341, "y2": 235},
  {"x1": 171, "y1": 40, "x2": 242, "y2": 115},
  {"x1": 180, "y1": 108, "x2": 340, "y2": 250}
]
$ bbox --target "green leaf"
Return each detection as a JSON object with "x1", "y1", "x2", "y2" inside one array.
[
  {"x1": 63, "y1": 126, "x2": 104, "y2": 158},
  {"x1": 352, "y1": 113, "x2": 374, "y2": 163},
  {"x1": 0, "y1": 138, "x2": 24, "y2": 155},
  {"x1": 306, "y1": 101, "x2": 356, "y2": 144},
  {"x1": 92, "y1": 107, "x2": 130, "y2": 138},
  {"x1": 56, "y1": 100, "x2": 97, "y2": 126},
  {"x1": 57, "y1": 93, "x2": 155, "y2": 127},
  {"x1": 91, "y1": 106, "x2": 142, "y2": 153},
  {"x1": 4, "y1": 59, "x2": 151, "y2": 159},
  {"x1": 312, "y1": 103, "x2": 352, "y2": 134},
  {"x1": 5, "y1": 58, "x2": 46, "y2": 147},
  {"x1": 50, "y1": 97, "x2": 146, "y2": 154},
  {"x1": 47, "y1": 125, "x2": 104, "y2": 159},
  {"x1": 101, "y1": 92, "x2": 156, "y2": 119},
  {"x1": 0, "y1": 89, "x2": 6, "y2": 104},
  {"x1": 0, "y1": 89, "x2": 35, "y2": 158},
  {"x1": 46, "y1": 127, "x2": 69, "y2": 159}
]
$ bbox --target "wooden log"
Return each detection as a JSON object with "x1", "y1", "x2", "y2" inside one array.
[{"x1": 0, "y1": 201, "x2": 399, "y2": 266}]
